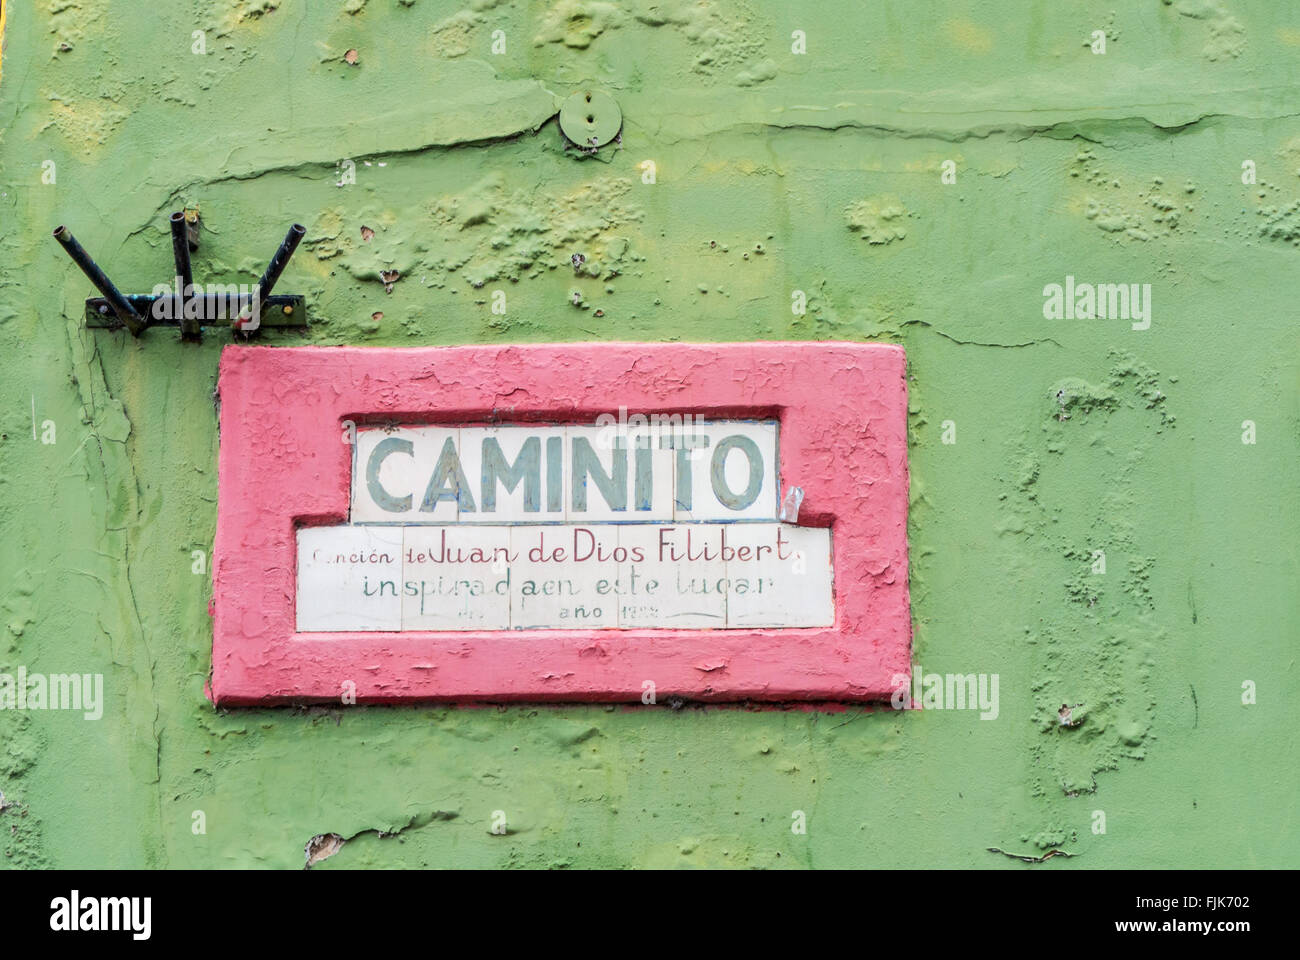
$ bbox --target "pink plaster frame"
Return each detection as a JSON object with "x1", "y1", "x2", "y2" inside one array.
[{"x1": 209, "y1": 342, "x2": 910, "y2": 705}]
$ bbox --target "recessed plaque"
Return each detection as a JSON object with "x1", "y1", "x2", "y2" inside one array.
[{"x1": 210, "y1": 342, "x2": 910, "y2": 705}]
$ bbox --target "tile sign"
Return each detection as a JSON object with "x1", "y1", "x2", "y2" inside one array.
[
  {"x1": 210, "y1": 343, "x2": 910, "y2": 704},
  {"x1": 299, "y1": 422, "x2": 833, "y2": 632}
]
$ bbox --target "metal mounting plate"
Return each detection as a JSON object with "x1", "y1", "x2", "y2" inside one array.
[
  {"x1": 83, "y1": 294, "x2": 307, "y2": 329},
  {"x1": 559, "y1": 89, "x2": 621, "y2": 148}
]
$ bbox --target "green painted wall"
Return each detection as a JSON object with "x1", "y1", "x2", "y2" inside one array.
[{"x1": 1, "y1": 0, "x2": 1296, "y2": 868}]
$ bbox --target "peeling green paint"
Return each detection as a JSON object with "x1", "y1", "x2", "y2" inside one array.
[{"x1": 0, "y1": 0, "x2": 1297, "y2": 869}]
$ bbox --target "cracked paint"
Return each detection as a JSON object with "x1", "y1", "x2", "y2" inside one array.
[{"x1": 0, "y1": 0, "x2": 1295, "y2": 869}]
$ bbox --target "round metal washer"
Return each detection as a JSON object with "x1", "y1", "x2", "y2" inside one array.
[{"x1": 559, "y1": 89, "x2": 622, "y2": 148}]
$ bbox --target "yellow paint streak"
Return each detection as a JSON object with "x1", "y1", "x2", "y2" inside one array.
[
  {"x1": 43, "y1": 97, "x2": 128, "y2": 151},
  {"x1": 945, "y1": 18, "x2": 994, "y2": 54},
  {"x1": 0, "y1": 0, "x2": 8, "y2": 88}
]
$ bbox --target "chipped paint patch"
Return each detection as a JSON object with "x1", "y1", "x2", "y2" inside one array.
[
  {"x1": 1172, "y1": 0, "x2": 1247, "y2": 61},
  {"x1": 39, "y1": 94, "x2": 129, "y2": 151},
  {"x1": 1071, "y1": 152, "x2": 1197, "y2": 243},
  {"x1": 422, "y1": 173, "x2": 644, "y2": 288},
  {"x1": 304, "y1": 832, "x2": 344, "y2": 868},
  {"x1": 534, "y1": 0, "x2": 624, "y2": 50},
  {"x1": 845, "y1": 195, "x2": 910, "y2": 246}
]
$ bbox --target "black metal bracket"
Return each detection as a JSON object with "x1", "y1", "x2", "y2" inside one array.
[
  {"x1": 82, "y1": 293, "x2": 307, "y2": 330},
  {"x1": 54, "y1": 215, "x2": 308, "y2": 339}
]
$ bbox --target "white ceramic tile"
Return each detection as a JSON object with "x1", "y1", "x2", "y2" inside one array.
[
  {"x1": 563, "y1": 425, "x2": 673, "y2": 522},
  {"x1": 621, "y1": 422, "x2": 676, "y2": 521},
  {"x1": 601, "y1": 420, "x2": 677, "y2": 520},
  {"x1": 352, "y1": 426, "x2": 461, "y2": 523},
  {"x1": 456, "y1": 425, "x2": 568, "y2": 523},
  {"x1": 581, "y1": 524, "x2": 658, "y2": 626},
  {"x1": 722, "y1": 523, "x2": 834, "y2": 628},
  {"x1": 402, "y1": 526, "x2": 512, "y2": 630},
  {"x1": 616, "y1": 524, "x2": 727, "y2": 629},
  {"x1": 298, "y1": 520, "x2": 832, "y2": 633},
  {"x1": 507, "y1": 525, "x2": 619, "y2": 628},
  {"x1": 296, "y1": 525, "x2": 404, "y2": 631},
  {"x1": 672, "y1": 420, "x2": 779, "y2": 522}
]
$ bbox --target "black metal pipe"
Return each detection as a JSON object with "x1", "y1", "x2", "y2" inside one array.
[
  {"x1": 255, "y1": 223, "x2": 306, "y2": 301},
  {"x1": 170, "y1": 212, "x2": 199, "y2": 339},
  {"x1": 52, "y1": 225, "x2": 146, "y2": 336}
]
